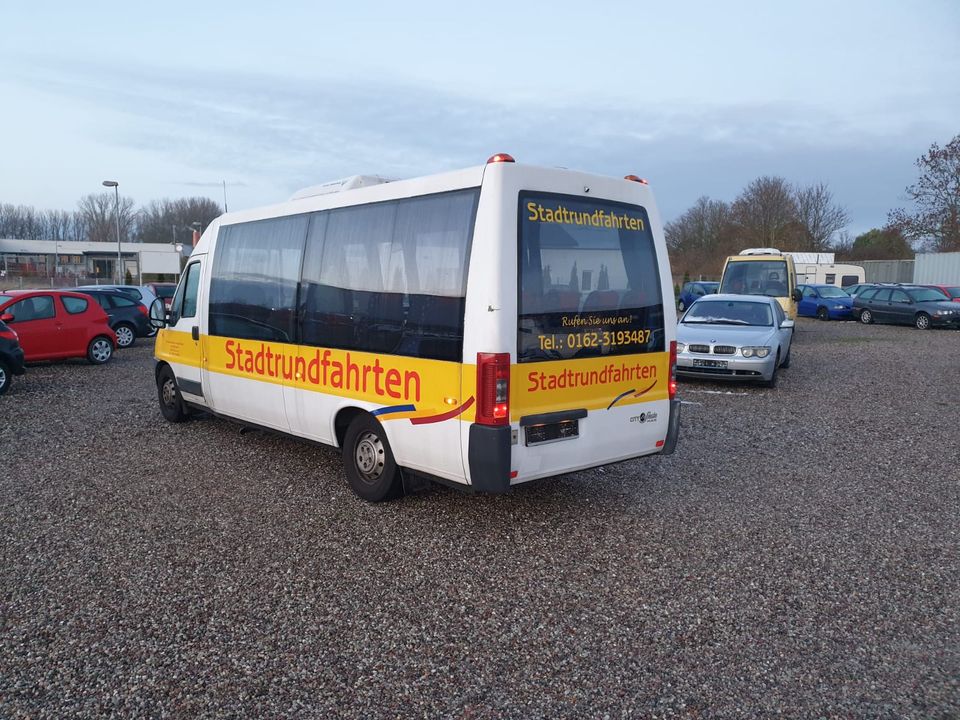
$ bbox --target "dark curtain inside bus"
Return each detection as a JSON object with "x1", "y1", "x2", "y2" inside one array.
[{"x1": 299, "y1": 189, "x2": 478, "y2": 361}]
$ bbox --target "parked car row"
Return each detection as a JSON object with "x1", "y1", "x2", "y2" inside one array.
[
  {"x1": 797, "y1": 282, "x2": 960, "y2": 330},
  {"x1": 675, "y1": 280, "x2": 958, "y2": 391},
  {"x1": 0, "y1": 283, "x2": 166, "y2": 396},
  {"x1": 852, "y1": 285, "x2": 960, "y2": 329}
]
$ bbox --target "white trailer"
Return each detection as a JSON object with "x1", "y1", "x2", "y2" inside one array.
[{"x1": 786, "y1": 253, "x2": 863, "y2": 287}]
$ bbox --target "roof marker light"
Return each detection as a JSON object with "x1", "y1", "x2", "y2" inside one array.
[
  {"x1": 487, "y1": 153, "x2": 515, "y2": 164},
  {"x1": 624, "y1": 175, "x2": 649, "y2": 184}
]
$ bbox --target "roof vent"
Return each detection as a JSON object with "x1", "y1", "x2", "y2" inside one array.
[
  {"x1": 289, "y1": 175, "x2": 393, "y2": 201},
  {"x1": 739, "y1": 247, "x2": 782, "y2": 256}
]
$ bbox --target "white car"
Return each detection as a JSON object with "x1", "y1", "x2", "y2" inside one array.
[{"x1": 676, "y1": 294, "x2": 794, "y2": 387}]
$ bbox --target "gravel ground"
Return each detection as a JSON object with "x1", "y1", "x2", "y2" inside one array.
[{"x1": 1, "y1": 320, "x2": 958, "y2": 718}]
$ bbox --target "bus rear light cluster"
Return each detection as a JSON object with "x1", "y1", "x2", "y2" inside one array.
[
  {"x1": 668, "y1": 340, "x2": 678, "y2": 399},
  {"x1": 476, "y1": 352, "x2": 510, "y2": 425}
]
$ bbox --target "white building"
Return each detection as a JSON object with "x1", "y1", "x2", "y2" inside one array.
[{"x1": 0, "y1": 238, "x2": 186, "y2": 285}]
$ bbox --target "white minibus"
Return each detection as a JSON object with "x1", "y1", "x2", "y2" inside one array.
[{"x1": 152, "y1": 155, "x2": 680, "y2": 501}]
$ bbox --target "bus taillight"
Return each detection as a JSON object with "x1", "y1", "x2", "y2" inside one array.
[
  {"x1": 476, "y1": 352, "x2": 510, "y2": 425},
  {"x1": 668, "y1": 340, "x2": 678, "y2": 399}
]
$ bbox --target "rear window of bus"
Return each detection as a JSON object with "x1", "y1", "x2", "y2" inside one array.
[{"x1": 518, "y1": 192, "x2": 664, "y2": 362}]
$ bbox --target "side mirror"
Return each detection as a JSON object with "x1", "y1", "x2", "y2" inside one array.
[
  {"x1": 791, "y1": 289, "x2": 802, "y2": 302},
  {"x1": 148, "y1": 298, "x2": 167, "y2": 330},
  {"x1": 780, "y1": 319, "x2": 795, "y2": 330},
  {"x1": 0, "y1": 312, "x2": 13, "y2": 323}
]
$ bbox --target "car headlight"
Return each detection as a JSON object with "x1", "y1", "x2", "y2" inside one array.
[
  {"x1": 833, "y1": 304, "x2": 846, "y2": 310},
  {"x1": 741, "y1": 346, "x2": 771, "y2": 358},
  {"x1": 676, "y1": 342, "x2": 686, "y2": 353}
]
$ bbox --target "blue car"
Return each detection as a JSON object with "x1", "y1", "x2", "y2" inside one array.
[
  {"x1": 797, "y1": 284, "x2": 853, "y2": 320},
  {"x1": 677, "y1": 281, "x2": 719, "y2": 312}
]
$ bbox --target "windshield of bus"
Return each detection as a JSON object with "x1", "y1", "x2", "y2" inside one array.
[
  {"x1": 720, "y1": 259, "x2": 790, "y2": 297},
  {"x1": 818, "y1": 286, "x2": 849, "y2": 298},
  {"x1": 518, "y1": 192, "x2": 664, "y2": 362},
  {"x1": 683, "y1": 300, "x2": 773, "y2": 326}
]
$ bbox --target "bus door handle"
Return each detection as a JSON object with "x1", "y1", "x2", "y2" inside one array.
[{"x1": 191, "y1": 326, "x2": 199, "y2": 341}]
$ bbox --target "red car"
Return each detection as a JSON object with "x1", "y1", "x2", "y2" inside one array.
[
  {"x1": 0, "y1": 290, "x2": 117, "y2": 364},
  {"x1": 925, "y1": 285, "x2": 960, "y2": 302},
  {"x1": 144, "y1": 282, "x2": 177, "y2": 310}
]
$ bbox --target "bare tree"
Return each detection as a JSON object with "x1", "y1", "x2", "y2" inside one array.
[
  {"x1": 77, "y1": 193, "x2": 136, "y2": 243},
  {"x1": 888, "y1": 134, "x2": 960, "y2": 252},
  {"x1": 137, "y1": 197, "x2": 222, "y2": 244},
  {"x1": 665, "y1": 196, "x2": 737, "y2": 276},
  {"x1": 42, "y1": 210, "x2": 79, "y2": 243},
  {"x1": 793, "y1": 182, "x2": 849, "y2": 252},
  {"x1": 0, "y1": 203, "x2": 43, "y2": 240},
  {"x1": 732, "y1": 176, "x2": 798, "y2": 247}
]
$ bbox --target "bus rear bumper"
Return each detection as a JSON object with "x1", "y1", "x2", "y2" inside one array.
[
  {"x1": 468, "y1": 424, "x2": 512, "y2": 494},
  {"x1": 660, "y1": 399, "x2": 681, "y2": 455}
]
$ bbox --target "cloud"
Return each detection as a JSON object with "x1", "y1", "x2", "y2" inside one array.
[{"x1": 8, "y1": 57, "x2": 954, "y2": 230}]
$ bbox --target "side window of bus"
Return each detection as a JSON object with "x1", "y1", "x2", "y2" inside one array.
[
  {"x1": 182, "y1": 263, "x2": 201, "y2": 319},
  {"x1": 209, "y1": 216, "x2": 308, "y2": 342},
  {"x1": 300, "y1": 189, "x2": 478, "y2": 361},
  {"x1": 169, "y1": 262, "x2": 200, "y2": 325}
]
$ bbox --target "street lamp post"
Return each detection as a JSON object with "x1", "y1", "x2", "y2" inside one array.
[{"x1": 102, "y1": 180, "x2": 121, "y2": 283}]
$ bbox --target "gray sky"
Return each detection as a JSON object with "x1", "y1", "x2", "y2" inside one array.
[{"x1": 2, "y1": 1, "x2": 958, "y2": 237}]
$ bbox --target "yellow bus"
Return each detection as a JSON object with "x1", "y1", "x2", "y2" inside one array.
[{"x1": 719, "y1": 248, "x2": 801, "y2": 319}]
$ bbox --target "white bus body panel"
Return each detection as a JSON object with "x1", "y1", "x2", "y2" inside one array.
[{"x1": 461, "y1": 163, "x2": 676, "y2": 485}]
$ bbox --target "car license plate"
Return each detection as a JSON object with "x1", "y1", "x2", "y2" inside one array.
[{"x1": 693, "y1": 358, "x2": 728, "y2": 368}]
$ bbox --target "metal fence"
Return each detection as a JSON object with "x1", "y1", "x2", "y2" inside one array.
[
  {"x1": 914, "y1": 252, "x2": 960, "y2": 284},
  {"x1": 861, "y1": 259, "x2": 915, "y2": 283}
]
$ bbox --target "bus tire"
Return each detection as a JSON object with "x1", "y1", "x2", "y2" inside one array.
[
  {"x1": 343, "y1": 414, "x2": 402, "y2": 502},
  {"x1": 157, "y1": 365, "x2": 190, "y2": 423}
]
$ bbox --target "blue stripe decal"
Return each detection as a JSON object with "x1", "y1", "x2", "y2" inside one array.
[{"x1": 371, "y1": 404, "x2": 416, "y2": 417}]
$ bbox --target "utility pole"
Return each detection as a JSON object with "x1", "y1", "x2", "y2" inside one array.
[{"x1": 102, "y1": 180, "x2": 121, "y2": 283}]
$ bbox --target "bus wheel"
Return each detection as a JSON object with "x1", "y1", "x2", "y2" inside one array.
[
  {"x1": 343, "y1": 414, "x2": 402, "y2": 502},
  {"x1": 157, "y1": 366, "x2": 190, "y2": 423}
]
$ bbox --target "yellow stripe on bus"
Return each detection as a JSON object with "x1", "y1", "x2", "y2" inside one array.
[{"x1": 155, "y1": 329, "x2": 668, "y2": 422}]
